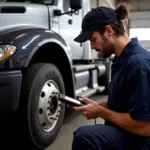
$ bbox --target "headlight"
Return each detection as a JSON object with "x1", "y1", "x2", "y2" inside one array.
[{"x1": 0, "y1": 45, "x2": 16, "y2": 61}]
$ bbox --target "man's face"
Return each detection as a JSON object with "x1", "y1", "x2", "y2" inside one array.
[{"x1": 89, "y1": 30, "x2": 115, "y2": 58}]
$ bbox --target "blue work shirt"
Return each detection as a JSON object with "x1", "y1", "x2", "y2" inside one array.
[{"x1": 107, "y1": 37, "x2": 150, "y2": 121}]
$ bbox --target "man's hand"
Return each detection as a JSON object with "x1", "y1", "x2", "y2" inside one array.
[
  {"x1": 72, "y1": 97, "x2": 103, "y2": 120},
  {"x1": 68, "y1": 97, "x2": 150, "y2": 136}
]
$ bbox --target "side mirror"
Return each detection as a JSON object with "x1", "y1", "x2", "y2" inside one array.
[
  {"x1": 53, "y1": 0, "x2": 82, "y2": 17},
  {"x1": 53, "y1": 10, "x2": 62, "y2": 16},
  {"x1": 70, "y1": 0, "x2": 82, "y2": 10}
]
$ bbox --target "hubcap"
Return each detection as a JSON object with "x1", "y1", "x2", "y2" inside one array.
[{"x1": 38, "y1": 80, "x2": 62, "y2": 132}]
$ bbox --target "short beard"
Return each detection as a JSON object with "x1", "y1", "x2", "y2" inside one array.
[
  {"x1": 103, "y1": 44, "x2": 115, "y2": 58},
  {"x1": 102, "y1": 35, "x2": 115, "y2": 58}
]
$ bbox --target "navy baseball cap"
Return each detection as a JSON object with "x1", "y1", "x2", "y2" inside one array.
[{"x1": 74, "y1": 6, "x2": 117, "y2": 43}]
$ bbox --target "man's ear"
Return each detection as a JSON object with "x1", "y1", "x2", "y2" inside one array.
[{"x1": 105, "y1": 25, "x2": 114, "y2": 36}]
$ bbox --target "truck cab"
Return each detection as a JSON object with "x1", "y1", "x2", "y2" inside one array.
[{"x1": 0, "y1": 0, "x2": 111, "y2": 149}]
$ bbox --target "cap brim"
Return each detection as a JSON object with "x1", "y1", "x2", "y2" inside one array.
[{"x1": 74, "y1": 31, "x2": 91, "y2": 43}]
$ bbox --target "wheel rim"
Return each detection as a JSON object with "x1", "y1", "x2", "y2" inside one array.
[{"x1": 38, "y1": 80, "x2": 62, "y2": 132}]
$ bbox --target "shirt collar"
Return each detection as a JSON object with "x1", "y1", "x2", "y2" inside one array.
[{"x1": 114, "y1": 37, "x2": 139, "y2": 64}]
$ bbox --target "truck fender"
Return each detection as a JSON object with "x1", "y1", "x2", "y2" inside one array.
[
  {"x1": 0, "y1": 28, "x2": 75, "y2": 97},
  {"x1": 0, "y1": 28, "x2": 71, "y2": 66}
]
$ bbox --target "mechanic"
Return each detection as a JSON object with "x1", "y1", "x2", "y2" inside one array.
[{"x1": 70, "y1": 3, "x2": 150, "y2": 150}]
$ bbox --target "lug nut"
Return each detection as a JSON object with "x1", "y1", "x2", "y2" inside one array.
[
  {"x1": 48, "y1": 113, "x2": 52, "y2": 116},
  {"x1": 59, "y1": 103, "x2": 62, "y2": 106},
  {"x1": 56, "y1": 115, "x2": 59, "y2": 117},
  {"x1": 51, "y1": 117, "x2": 57, "y2": 120},
  {"x1": 47, "y1": 106, "x2": 52, "y2": 109},
  {"x1": 58, "y1": 110, "x2": 62, "y2": 113}
]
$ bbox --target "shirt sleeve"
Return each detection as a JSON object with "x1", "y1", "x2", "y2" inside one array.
[{"x1": 128, "y1": 67, "x2": 150, "y2": 121}]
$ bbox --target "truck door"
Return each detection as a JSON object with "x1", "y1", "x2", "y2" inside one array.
[
  {"x1": 48, "y1": 1, "x2": 59, "y2": 34},
  {"x1": 58, "y1": 0, "x2": 84, "y2": 60}
]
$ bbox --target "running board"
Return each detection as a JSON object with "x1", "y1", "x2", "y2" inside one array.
[
  {"x1": 73, "y1": 64, "x2": 96, "y2": 72},
  {"x1": 76, "y1": 86, "x2": 105, "y2": 98}
]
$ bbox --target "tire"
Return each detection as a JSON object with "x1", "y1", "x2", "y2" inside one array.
[
  {"x1": 98, "y1": 61, "x2": 112, "y2": 94},
  {"x1": 19, "y1": 63, "x2": 65, "y2": 149}
]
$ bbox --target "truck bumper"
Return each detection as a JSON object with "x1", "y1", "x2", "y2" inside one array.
[{"x1": 0, "y1": 71, "x2": 22, "y2": 112}]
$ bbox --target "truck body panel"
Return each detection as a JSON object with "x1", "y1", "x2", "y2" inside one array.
[{"x1": 0, "y1": 3, "x2": 49, "y2": 31}]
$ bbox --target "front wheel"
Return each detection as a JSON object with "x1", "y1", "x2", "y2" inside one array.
[{"x1": 19, "y1": 63, "x2": 65, "y2": 149}]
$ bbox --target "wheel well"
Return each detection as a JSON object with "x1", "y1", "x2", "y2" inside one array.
[{"x1": 28, "y1": 43, "x2": 75, "y2": 98}]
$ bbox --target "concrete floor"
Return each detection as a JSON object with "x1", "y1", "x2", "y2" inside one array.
[{"x1": 46, "y1": 94, "x2": 107, "y2": 150}]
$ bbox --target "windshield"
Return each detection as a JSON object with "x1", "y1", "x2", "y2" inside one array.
[{"x1": 0, "y1": 0, "x2": 54, "y2": 5}]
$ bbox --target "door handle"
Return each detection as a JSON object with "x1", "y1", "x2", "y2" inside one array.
[{"x1": 68, "y1": 19, "x2": 73, "y2": 24}]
